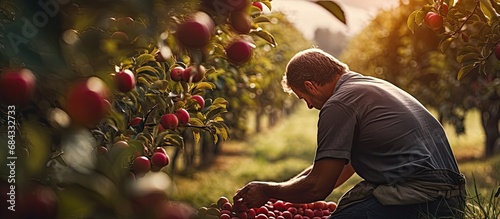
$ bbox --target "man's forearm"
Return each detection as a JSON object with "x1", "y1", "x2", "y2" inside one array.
[
  {"x1": 263, "y1": 175, "x2": 324, "y2": 203},
  {"x1": 289, "y1": 165, "x2": 313, "y2": 181}
]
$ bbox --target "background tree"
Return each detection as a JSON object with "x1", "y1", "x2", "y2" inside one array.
[{"x1": 341, "y1": 0, "x2": 500, "y2": 157}]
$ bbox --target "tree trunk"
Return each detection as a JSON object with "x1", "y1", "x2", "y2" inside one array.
[
  {"x1": 255, "y1": 108, "x2": 262, "y2": 133},
  {"x1": 480, "y1": 101, "x2": 500, "y2": 158}
]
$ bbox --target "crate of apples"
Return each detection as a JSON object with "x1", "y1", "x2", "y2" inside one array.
[{"x1": 198, "y1": 196, "x2": 337, "y2": 219}]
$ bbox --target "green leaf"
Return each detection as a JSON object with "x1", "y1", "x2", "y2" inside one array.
[
  {"x1": 205, "y1": 107, "x2": 228, "y2": 121},
  {"x1": 439, "y1": 36, "x2": 454, "y2": 53},
  {"x1": 189, "y1": 118, "x2": 204, "y2": 126},
  {"x1": 479, "y1": 0, "x2": 499, "y2": 23},
  {"x1": 212, "y1": 97, "x2": 229, "y2": 106},
  {"x1": 254, "y1": 16, "x2": 272, "y2": 24},
  {"x1": 261, "y1": 0, "x2": 272, "y2": 10},
  {"x1": 313, "y1": 1, "x2": 346, "y2": 25},
  {"x1": 136, "y1": 66, "x2": 160, "y2": 77},
  {"x1": 456, "y1": 52, "x2": 480, "y2": 63},
  {"x1": 213, "y1": 122, "x2": 229, "y2": 140},
  {"x1": 457, "y1": 64, "x2": 478, "y2": 80},
  {"x1": 193, "y1": 82, "x2": 216, "y2": 91},
  {"x1": 135, "y1": 53, "x2": 155, "y2": 66},
  {"x1": 251, "y1": 29, "x2": 277, "y2": 47},
  {"x1": 407, "y1": 10, "x2": 418, "y2": 34}
]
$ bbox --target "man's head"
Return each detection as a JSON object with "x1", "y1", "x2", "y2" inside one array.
[{"x1": 281, "y1": 48, "x2": 349, "y2": 109}]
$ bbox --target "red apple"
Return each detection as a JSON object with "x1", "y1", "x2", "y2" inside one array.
[
  {"x1": 226, "y1": 39, "x2": 254, "y2": 64},
  {"x1": 151, "y1": 152, "x2": 169, "y2": 168},
  {"x1": 440, "y1": 3, "x2": 449, "y2": 16},
  {"x1": 424, "y1": 12, "x2": 443, "y2": 31},
  {"x1": 170, "y1": 66, "x2": 185, "y2": 82},
  {"x1": 175, "y1": 108, "x2": 190, "y2": 126},
  {"x1": 182, "y1": 65, "x2": 206, "y2": 83},
  {"x1": 176, "y1": 11, "x2": 215, "y2": 48},
  {"x1": 116, "y1": 17, "x2": 134, "y2": 32},
  {"x1": 191, "y1": 95, "x2": 205, "y2": 110},
  {"x1": 160, "y1": 113, "x2": 179, "y2": 130},
  {"x1": 65, "y1": 77, "x2": 110, "y2": 127},
  {"x1": 495, "y1": 43, "x2": 500, "y2": 60},
  {"x1": 281, "y1": 211, "x2": 292, "y2": 219},
  {"x1": 229, "y1": 10, "x2": 252, "y2": 34},
  {"x1": 154, "y1": 147, "x2": 167, "y2": 155},
  {"x1": 252, "y1": 2, "x2": 264, "y2": 11},
  {"x1": 272, "y1": 200, "x2": 285, "y2": 211},
  {"x1": 132, "y1": 156, "x2": 151, "y2": 174},
  {"x1": 217, "y1": 196, "x2": 229, "y2": 207},
  {"x1": 97, "y1": 146, "x2": 108, "y2": 156},
  {"x1": 115, "y1": 69, "x2": 135, "y2": 92},
  {"x1": 256, "y1": 214, "x2": 268, "y2": 219},
  {"x1": 19, "y1": 185, "x2": 58, "y2": 218},
  {"x1": 0, "y1": 68, "x2": 36, "y2": 105},
  {"x1": 326, "y1": 202, "x2": 337, "y2": 211},
  {"x1": 128, "y1": 117, "x2": 143, "y2": 127},
  {"x1": 256, "y1": 207, "x2": 269, "y2": 215},
  {"x1": 111, "y1": 31, "x2": 129, "y2": 42}
]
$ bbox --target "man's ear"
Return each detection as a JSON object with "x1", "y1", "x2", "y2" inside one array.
[{"x1": 304, "y1": 81, "x2": 316, "y2": 93}]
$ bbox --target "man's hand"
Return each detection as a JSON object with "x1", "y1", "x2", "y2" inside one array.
[{"x1": 233, "y1": 181, "x2": 271, "y2": 208}]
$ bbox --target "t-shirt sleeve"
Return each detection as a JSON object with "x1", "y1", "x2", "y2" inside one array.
[{"x1": 315, "y1": 101, "x2": 356, "y2": 163}]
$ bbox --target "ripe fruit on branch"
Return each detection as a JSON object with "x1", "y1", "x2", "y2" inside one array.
[
  {"x1": 229, "y1": 10, "x2": 252, "y2": 34},
  {"x1": 115, "y1": 69, "x2": 136, "y2": 92},
  {"x1": 191, "y1": 95, "x2": 205, "y2": 110},
  {"x1": 111, "y1": 31, "x2": 130, "y2": 42},
  {"x1": 175, "y1": 108, "x2": 190, "y2": 126},
  {"x1": 65, "y1": 77, "x2": 110, "y2": 128},
  {"x1": 424, "y1": 12, "x2": 443, "y2": 31},
  {"x1": 128, "y1": 117, "x2": 143, "y2": 127},
  {"x1": 0, "y1": 68, "x2": 36, "y2": 105},
  {"x1": 252, "y1": 2, "x2": 264, "y2": 11},
  {"x1": 19, "y1": 185, "x2": 58, "y2": 218},
  {"x1": 97, "y1": 146, "x2": 108, "y2": 156},
  {"x1": 176, "y1": 11, "x2": 215, "y2": 48},
  {"x1": 440, "y1": 3, "x2": 449, "y2": 16},
  {"x1": 116, "y1": 17, "x2": 134, "y2": 32},
  {"x1": 226, "y1": 39, "x2": 254, "y2": 64},
  {"x1": 160, "y1": 113, "x2": 179, "y2": 130},
  {"x1": 154, "y1": 147, "x2": 167, "y2": 155},
  {"x1": 170, "y1": 66, "x2": 185, "y2": 82},
  {"x1": 495, "y1": 43, "x2": 500, "y2": 60},
  {"x1": 151, "y1": 152, "x2": 170, "y2": 168},
  {"x1": 182, "y1": 65, "x2": 206, "y2": 83},
  {"x1": 132, "y1": 156, "x2": 151, "y2": 175}
]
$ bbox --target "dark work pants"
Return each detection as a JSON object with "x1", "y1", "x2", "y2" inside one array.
[{"x1": 328, "y1": 195, "x2": 465, "y2": 219}]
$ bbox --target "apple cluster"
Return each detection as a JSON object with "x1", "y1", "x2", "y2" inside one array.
[
  {"x1": 198, "y1": 196, "x2": 338, "y2": 219},
  {"x1": 97, "y1": 140, "x2": 171, "y2": 179},
  {"x1": 170, "y1": 65, "x2": 206, "y2": 83}
]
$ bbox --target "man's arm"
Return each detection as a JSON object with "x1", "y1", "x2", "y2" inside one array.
[
  {"x1": 233, "y1": 158, "x2": 351, "y2": 208},
  {"x1": 290, "y1": 162, "x2": 354, "y2": 187},
  {"x1": 334, "y1": 162, "x2": 355, "y2": 188},
  {"x1": 288, "y1": 165, "x2": 313, "y2": 181}
]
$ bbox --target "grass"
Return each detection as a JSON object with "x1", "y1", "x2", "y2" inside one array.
[{"x1": 169, "y1": 105, "x2": 499, "y2": 217}]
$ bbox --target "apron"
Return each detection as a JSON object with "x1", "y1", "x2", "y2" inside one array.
[{"x1": 335, "y1": 169, "x2": 466, "y2": 212}]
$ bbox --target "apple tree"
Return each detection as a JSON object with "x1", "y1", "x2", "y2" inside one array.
[{"x1": 0, "y1": 0, "x2": 285, "y2": 218}]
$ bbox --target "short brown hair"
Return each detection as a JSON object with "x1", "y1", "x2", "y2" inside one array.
[{"x1": 282, "y1": 48, "x2": 349, "y2": 94}]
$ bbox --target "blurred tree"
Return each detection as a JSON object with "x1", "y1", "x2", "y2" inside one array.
[
  {"x1": 341, "y1": 0, "x2": 500, "y2": 157},
  {"x1": 314, "y1": 28, "x2": 347, "y2": 57}
]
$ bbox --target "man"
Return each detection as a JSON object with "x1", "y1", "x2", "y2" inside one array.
[{"x1": 233, "y1": 48, "x2": 466, "y2": 218}]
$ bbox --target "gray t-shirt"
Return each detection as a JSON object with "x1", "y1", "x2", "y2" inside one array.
[{"x1": 315, "y1": 71, "x2": 460, "y2": 185}]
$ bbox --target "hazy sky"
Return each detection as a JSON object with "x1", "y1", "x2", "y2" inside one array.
[{"x1": 271, "y1": 0, "x2": 400, "y2": 39}]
